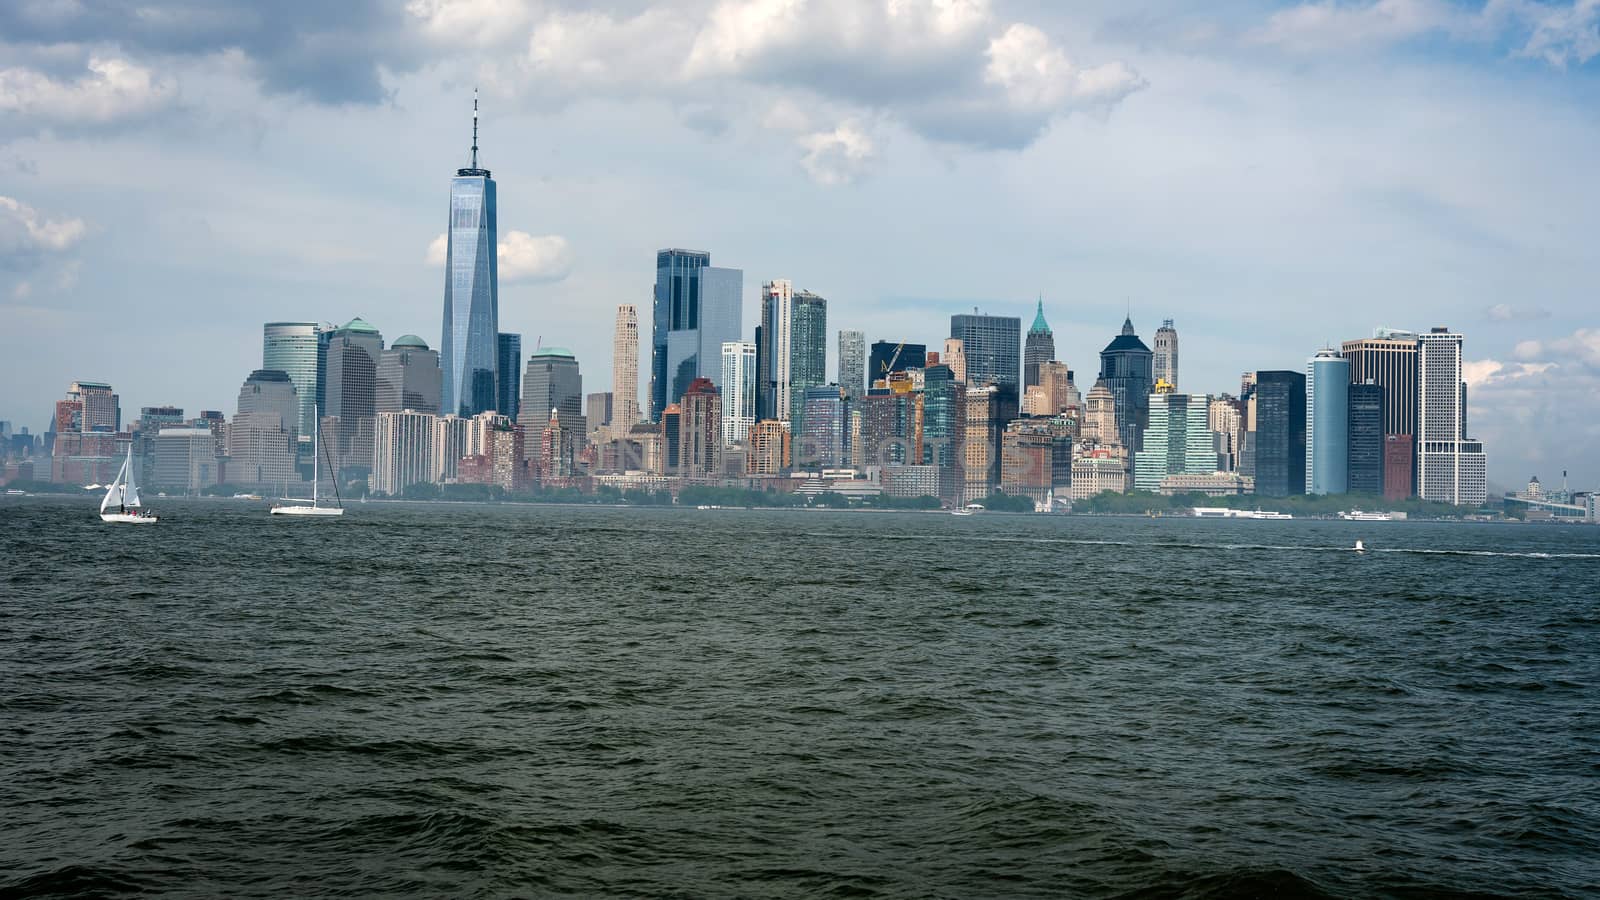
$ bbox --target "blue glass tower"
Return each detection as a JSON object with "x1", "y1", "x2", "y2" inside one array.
[{"x1": 441, "y1": 93, "x2": 499, "y2": 418}]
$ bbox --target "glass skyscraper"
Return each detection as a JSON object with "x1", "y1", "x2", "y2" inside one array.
[
  {"x1": 951, "y1": 312, "x2": 1022, "y2": 389},
  {"x1": 497, "y1": 332, "x2": 522, "y2": 419},
  {"x1": 1348, "y1": 381, "x2": 1385, "y2": 495},
  {"x1": 789, "y1": 291, "x2": 829, "y2": 422},
  {"x1": 1254, "y1": 370, "x2": 1307, "y2": 497},
  {"x1": 441, "y1": 98, "x2": 498, "y2": 418},
  {"x1": 262, "y1": 321, "x2": 323, "y2": 440},
  {"x1": 1098, "y1": 317, "x2": 1154, "y2": 452},
  {"x1": 838, "y1": 330, "x2": 866, "y2": 400},
  {"x1": 1306, "y1": 348, "x2": 1350, "y2": 495},
  {"x1": 652, "y1": 249, "x2": 709, "y2": 420}
]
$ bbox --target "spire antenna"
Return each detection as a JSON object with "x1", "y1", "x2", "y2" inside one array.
[{"x1": 471, "y1": 87, "x2": 480, "y2": 169}]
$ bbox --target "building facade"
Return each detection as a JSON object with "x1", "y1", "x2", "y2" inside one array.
[
  {"x1": 376, "y1": 335, "x2": 443, "y2": 416},
  {"x1": 1341, "y1": 329, "x2": 1419, "y2": 495},
  {"x1": 1153, "y1": 319, "x2": 1179, "y2": 389},
  {"x1": 441, "y1": 101, "x2": 499, "y2": 418},
  {"x1": 373, "y1": 410, "x2": 436, "y2": 495},
  {"x1": 1348, "y1": 381, "x2": 1385, "y2": 495},
  {"x1": 720, "y1": 340, "x2": 757, "y2": 447},
  {"x1": 1306, "y1": 348, "x2": 1351, "y2": 495},
  {"x1": 1023, "y1": 299, "x2": 1055, "y2": 391},
  {"x1": 496, "y1": 332, "x2": 521, "y2": 419},
  {"x1": 951, "y1": 312, "x2": 1022, "y2": 389},
  {"x1": 677, "y1": 377, "x2": 721, "y2": 477},
  {"x1": 262, "y1": 322, "x2": 324, "y2": 438},
  {"x1": 519, "y1": 348, "x2": 584, "y2": 467},
  {"x1": 869, "y1": 340, "x2": 926, "y2": 388},
  {"x1": 789, "y1": 291, "x2": 829, "y2": 422},
  {"x1": 1417, "y1": 327, "x2": 1488, "y2": 506},
  {"x1": 612, "y1": 305, "x2": 640, "y2": 432},
  {"x1": 1098, "y1": 318, "x2": 1154, "y2": 452},
  {"x1": 796, "y1": 386, "x2": 845, "y2": 469},
  {"x1": 1254, "y1": 370, "x2": 1307, "y2": 497},
  {"x1": 838, "y1": 330, "x2": 866, "y2": 400},
  {"x1": 1133, "y1": 391, "x2": 1214, "y2": 492}
]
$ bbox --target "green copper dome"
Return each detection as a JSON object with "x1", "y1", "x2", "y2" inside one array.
[
  {"x1": 1029, "y1": 298, "x2": 1052, "y2": 335},
  {"x1": 392, "y1": 334, "x2": 429, "y2": 350},
  {"x1": 341, "y1": 316, "x2": 380, "y2": 334},
  {"x1": 532, "y1": 346, "x2": 574, "y2": 358}
]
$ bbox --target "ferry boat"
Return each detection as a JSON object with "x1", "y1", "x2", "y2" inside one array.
[
  {"x1": 1192, "y1": 508, "x2": 1293, "y2": 520},
  {"x1": 1340, "y1": 510, "x2": 1394, "y2": 522}
]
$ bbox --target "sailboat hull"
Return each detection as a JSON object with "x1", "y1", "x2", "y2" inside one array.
[
  {"x1": 101, "y1": 513, "x2": 158, "y2": 524},
  {"x1": 269, "y1": 505, "x2": 344, "y2": 517}
]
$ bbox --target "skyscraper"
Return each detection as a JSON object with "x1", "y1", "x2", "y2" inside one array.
[
  {"x1": 1306, "y1": 348, "x2": 1350, "y2": 495},
  {"x1": 1153, "y1": 319, "x2": 1179, "y2": 389},
  {"x1": 920, "y1": 364, "x2": 962, "y2": 470},
  {"x1": 1133, "y1": 390, "x2": 1214, "y2": 492},
  {"x1": 1340, "y1": 329, "x2": 1419, "y2": 495},
  {"x1": 1098, "y1": 317, "x2": 1154, "y2": 452},
  {"x1": 651, "y1": 249, "x2": 708, "y2": 418},
  {"x1": 376, "y1": 335, "x2": 443, "y2": 415},
  {"x1": 263, "y1": 322, "x2": 324, "y2": 438},
  {"x1": 868, "y1": 340, "x2": 926, "y2": 387},
  {"x1": 789, "y1": 291, "x2": 828, "y2": 423},
  {"x1": 1348, "y1": 381, "x2": 1385, "y2": 495},
  {"x1": 838, "y1": 330, "x2": 866, "y2": 400},
  {"x1": 1083, "y1": 379, "x2": 1118, "y2": 445},
  {"x1": 1023, "y1": 299, "x2": 1055, "y2": 390},
  {"x1": 942, "y1": 338, "x2": 967, "y2": 383},
  {"x1": 519, "y1": 348, "x2": 583, "y2": 468},
  {"x1": 497, "y1": 333, "x2": 522, "y2": 419},
  {"x1": 950, "y1": 312, "x2": 1022, "y2": 389},
  {"x1": 962, "y1": 383, "x2": 1018, "y2": 503},
  {"x1": 229, "y1": 370, "x2": 299, "y2": 487},
  {"x1": 612, "y1": 305, "x2": 640, "y2": 431},
  {"x1": 678, "y1": 377, "x2": 722, "y2": 477},
  {"x1": 373, "y1": 410, "x2": 436, "y2": 496},
  {"x1": 1417, "y1": 327, "x2": 1488, "y2": 506},
  {"x1": 441, "y1": 93, "x2": 499, "y2": 418},
  {"x1": 1254, "y1": 370, "x2": 1307, "y2": 497},
  {"x1": 70, "y1": 382, "x2": 119, "y2": 432},
  {"x1": 659, "y1": 251, "x2": 743, "y2": 405},
  {"x1": 796, "y1": 385, "x2": 844, "y2": 469},
  {"x1": 757, "y1": 279, "x2": 793, "y2": 422},
  {"x1": 721, "y1": 341, "x2": 757, "y2": 447}
]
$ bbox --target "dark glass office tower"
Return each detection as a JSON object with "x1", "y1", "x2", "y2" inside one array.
[
  {"x1": 921, "y1": 364, "x2": 961, "y2": 468},
  {"x1": 788, "y1": 291, "x2": 828, "y2": 422},
  {"x1": 1024, "y1": 299, "x2": 1055, "y2": 389},
  {"x1": 950, "y1": 312, "x2": 1022, "y2": 389},
  {"x1": 1348, "y1": 380, "x2": 1385, "y2": 495},
  {"x1": 868, "y1": 341, "x2": 926, "y2": 385},
  {"x1": 1254, "y1": 370, "x2": 1307, "y2": 497},
  {"x1": 1098, "y1": 317, "x2": 1154, "y2": 451},
  {"x1": 651, "y1": 249, "x2": 709, "y2": 421},
  {"x1": 441, "y1": 94, "x2": 499, "y2": 418},
  {"x1": 496, "y1": 332, "x2": 521, "y2": 419}
]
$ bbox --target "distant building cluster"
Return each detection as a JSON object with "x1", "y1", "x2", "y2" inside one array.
[{"x1": 5, "y1": 99, "x2": 1567, "y2": 515}]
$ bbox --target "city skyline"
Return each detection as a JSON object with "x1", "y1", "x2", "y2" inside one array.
[{"x1": 2, "y1": 2, "x2": 1598, "y2": 485}]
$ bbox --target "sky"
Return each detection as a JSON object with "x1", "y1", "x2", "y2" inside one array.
[{"x1": 1, "y1": 0, "x2": 1597, "y2": 489}]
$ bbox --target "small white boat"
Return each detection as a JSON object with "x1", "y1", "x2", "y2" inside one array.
[
  {"x1": 100, "y1": 445, "x2": 158, "y2": 524},
  {"x1": 1354, "y1": 540, "x2": 1367, "y2": 553},
  {"x1": 1340, "y1": 510, "x2": 1393, "y2": 522},
  {"x1": 271, "y1": 405, "x2": 344, "y2": 517},
  {"x1": 952, "y1": 503, "x2": 983, "y2": 516}
]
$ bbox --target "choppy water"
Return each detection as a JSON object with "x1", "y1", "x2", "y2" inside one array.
[{"x1": 3, "y1": 497, "x2": 1598, "y2": 898}]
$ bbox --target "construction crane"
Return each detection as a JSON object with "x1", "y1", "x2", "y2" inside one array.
[{"x1": 878, "y1": 341, "x2": 905, "y2": 387}]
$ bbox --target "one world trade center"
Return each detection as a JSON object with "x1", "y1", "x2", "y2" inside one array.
[{"x1": 440, "y1": 93, "x2": 498, "y2": 417}]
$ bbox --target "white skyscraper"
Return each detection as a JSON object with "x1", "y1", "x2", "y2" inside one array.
[
  {"x1": 612, "y1": 304, "x2": 640, "y2": 435},
  {"x1": 760, "y1": 279, "x2": 794, "y2": 423},
  {"x1": 1417, "y1": 327, "x2": 1487, "y2": 506},
  {"x1": 373, "y1": 410, "x2": 436, "y2": 496},
  {"x1": 1153, "y1": 319, "x2": 1179, "y2": 389},
  {"x1": 720, "y1": 341, "x2": 757, "y2": 447}
]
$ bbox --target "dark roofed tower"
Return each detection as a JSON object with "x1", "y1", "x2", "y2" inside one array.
[
  {"x1": 1098, "y1": 317, "x2": 1154, "y2": 452},
  {"x1": 1023, "y1": 297, "x2": 1055, "y2": 390}
]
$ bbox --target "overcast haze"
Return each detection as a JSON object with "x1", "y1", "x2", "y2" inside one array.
[{"x1": 2, "y1": 0, "x2": 1597, "y2": 487}]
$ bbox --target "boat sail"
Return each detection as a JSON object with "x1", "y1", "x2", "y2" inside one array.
[
  {"x1": 270, "y1": 405, "x2": 345, "y2": 517},
  {"x1": 100, "y1": 444, "x2": 158, "y2": 524}
]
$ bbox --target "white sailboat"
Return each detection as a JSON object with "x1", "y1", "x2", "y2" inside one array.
[
  {"x1": 270, "y1": 405, "x2": 344, "y2": 517},
  {"x1": 100, "y1": 444, "x2": 157, "y2": 524}
]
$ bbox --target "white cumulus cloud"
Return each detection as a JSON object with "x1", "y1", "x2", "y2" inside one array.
[
  {"x1": 0, "y1": 56, "x2": 177, "y2": 131},
  {"x1": 426, "y1": 229, "x2": 573, "y2": 283},
  {"x1": 0, "y1": 196, "x2": 88, "y2": 267},
  {"x1": 798, "y1": 121, "x2": 876, "y2": 186}
]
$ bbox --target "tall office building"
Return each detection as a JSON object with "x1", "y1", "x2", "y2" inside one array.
[
  {"x1": 1306, "y1": 348, "x2": 1350, "y2": 495},
  {"x1": 585, "y1": 393, "x2": 614, "y2": 431},
  {"x1": 612, "y1": 305, "x2": 640, "y2": 431},
  {"x1": 950, "y1": 312, "x2": 1022, "y2": 389},
  {"x1": 229, "y1": 370, "x2": 300, "y2": 486},
  {"x1": 373, "y1": 410, "x2": 436, "y2": 496},
  {"x1": 1083, "y1": 379, "x2": 1118, "y2": 445},
  {"x1": 962, "y1": 383, "x2": 1018, "y2": 503},
  {"x1": 441, "y1": 94, "x2": 499, "y2": 417},
  {"x1": 325, "y1": 318, "x2": 384, "y2": 421},
  {"x1": 1133, "y1": 390, "x2": 1213, "y2": 492},
  {"x1": 858, "y1": 392, "x2": 919, "y2": 467},
  {"x1": 263, "y1": 322, "x2": 324, "y2": 437},
  {"x1": 1098, "y1": 317, "x2": 1154, "y2": 451},
  {"x1": 519, "y1": 348, "x2": 584, "y2": 467},
  {"x1": 497, "y1": 333, "x2": 522, "y2": 419},
  {"x1": 942, "y1": 338, "x2": 967, "y2": 383},
  {"x1": 659, "y1": 251, "x2": 742, "y2": 405},
  {"x1": 1153, "y1": 319, "x2": 1179, "y2": 389},
  {"x1": 868, "y1": 340, "x2": 926, "y2": 387},
  {"x1": 757, "y1": 279, "x2": 793, "y2": 422},
  {"x1": 677, "y1": 377, "x2": 722, "y2": 476},
  {"x1": 789, "y1": 291, "x2": 828, "y2": 423},
  {"x1": 1209, "y1": 396, "x2": 1244, "y2": 472},
  {"x1": 376, "y1": 335, "x2": 443, "y2": 415},
  {"x1": 1340, "y1": 329, "x2": 1419, "y2": 494},
  {"x1": 796, "y1": 386, "x2": 845, "y2": 469},
  {"x1": 1023, "y1": 299, "x2": 1055, "y2": 390},
  {"x1": 1417, "y1": 327, "x2": 1488, "y2": 506},
  {"x1": 921, "y1": 364, "x2": 962, "y2": 470},
  {"x1": 1254, "y1": 370, "x2": 1306, "y2": 497},
  {"x1": 69, "y1": 382, "x2": 119, "y2": 432},
  {"x1": 838, "y1": 330, "x2": 866, "y2": 400},
  {"x1": 1027, "y1": 361, "x2": 1079, "y2": 417},
  {"x1": 1348, "y1": 381, "x2": 1385, "y2": 495},
  {"x1": 720, "y1": 341, "x2": 757, "y2": 447}
]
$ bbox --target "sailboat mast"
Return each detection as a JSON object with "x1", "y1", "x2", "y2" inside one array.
[{"x1": 311, "y1": 404, "x2": 320, "y2": 506}]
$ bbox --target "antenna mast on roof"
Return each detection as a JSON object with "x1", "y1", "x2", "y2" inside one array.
[{"x1": 471, "y1": 88, "x2": 480, "y2": 169}]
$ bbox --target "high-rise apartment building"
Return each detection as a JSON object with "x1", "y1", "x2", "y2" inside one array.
[
  {"x1": 497, "y1": 333, "x2": 522, "y2": 419},
  {"x1": 789, "y1": 291, "x2": 828, "y2": 422},
  {"x1": 263, "y1": 322, "x2": 324, "y2": 437},
  {"x1": 612, "y1": 305, "x2": 640, "y2": 431},
  {"x1": 920, "y1": 364, "x2": 962, "y2": 470},
  {"x1": 757, "y1": 280, "x2": 793, "y2": 422},
  {"x1": 441, "y1": 95, "x2": 499, "y2": 417},
  {"x1": 750, "y1": 420, "x2": 791, "y2": 475},
  {"x1": 1133, "y1": 390, "x2": 1214, "y2": 492},
  {"x1": 1098, "y1": 318, "x2": 1153, "y2": 451},
  {"x1": 376, "y1": 335, "x2": 443, "y2": 416},
  {"x1": 950, "y1": 312, "x2": 1022, "y2": 389},
  {"x1": 373, "y1": 410, "x2": 436, "y2": 496},
  {"x1": 1153, "y1": 319, "x2": 1179, "y2": 389},
  {"x1": 677, "y1": 377, "x2": 721, "y2": 477},
  {"x1": 519, "y1": 348, "x2": 584, "y2": 468},
  {"x1": 858, "y1": 392, "x2": 919, "y2": 467},
  {"x1": 720, "y1": 341, "x2": 757, "y2": 447},
  {"x1": 962, "y1": 383, "x2": 1018, "y2": 503},
  {"x1": 1417, "y1": 327, "x2": 1487, "y2": 506},
  {"x1": 1306, "y1": 349, "x2": 1350, "y2": 495},
  {"x1": 1023, "y1": 299, "x2": 1055, "y2": 390},
  {"x1": 838, "y1": 330, "x2": 866, "y2": 400},
  {"x1": 1254, "y1": 370, "x2": 1307, "y2": 497},
  {"x1": 796, "y1": 386, "x2": 845, "y2": 469},
  {"x1": 432, "y1": 414, "x2": 469, "y2": 482},
  {"x1": 1348, "y1": 381, "x2": 1385, "y2": 495}
]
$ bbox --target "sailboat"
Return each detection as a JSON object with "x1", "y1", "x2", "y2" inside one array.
[
  {"x1": 270, "y1": 405, "x2": 344, "y2": 517},
  {"x1": 101, "y1": 444, "x2": 157, "y2": 524}
]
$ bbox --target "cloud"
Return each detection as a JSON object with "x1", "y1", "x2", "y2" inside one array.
[
  {"x1": 984, "y1": 23, "x2": 1145, "y2": 112},
  {"x1": 427, "y1": 229, "x2": 573, "y2": 282},
  {"x1": 1485, "y1": 302, "x2": 1551, "y2": 320},
  {"x1": 0, "y1": 196, "x2": 88, "y2": 268},
  {"x1": 1517, "y1": 0, "x2": 1600, "y2": 68},
  {"x1": 0, "y1": 56, "x2": 177, "y2": 132},
  {"x1": 1468, "y1": 328, "x2": 1600, "y2": 479},
  {"x1": 798, "y1": 121, "x2": 876, "y2": 185}
]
